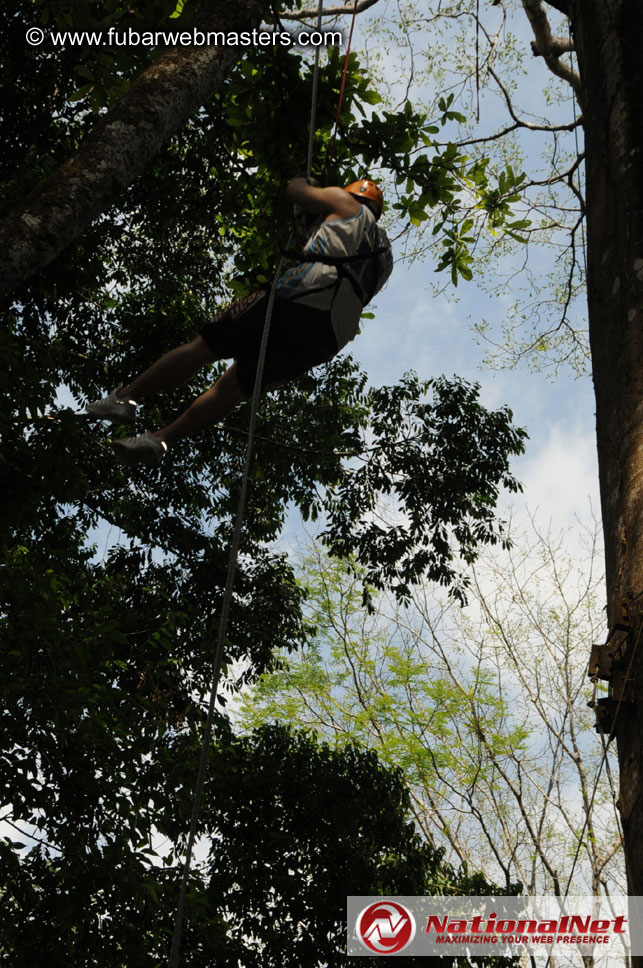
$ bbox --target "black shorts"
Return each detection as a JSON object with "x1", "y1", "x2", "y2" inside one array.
[{"x1": 199, "y1": 290, "x2": 339, "y2": 397}]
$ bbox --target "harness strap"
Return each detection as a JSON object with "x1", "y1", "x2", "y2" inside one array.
[
  {"x1": 281, "y1": 245, "x2": 390, "y2": 266},
  {"x1": 281, "y1": 243, "x2": 391, "y2": 305}
]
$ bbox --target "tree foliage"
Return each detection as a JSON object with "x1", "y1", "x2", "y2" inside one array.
[
  {"x1": 322, "y1": 374, "x2": 526, "y2": 604},
  {"x1": 242, "y1": 517, "x2": 625, "y2": 905},
  {"x1": 2, "y1": 718, "x2": 473, "y2": 967}
]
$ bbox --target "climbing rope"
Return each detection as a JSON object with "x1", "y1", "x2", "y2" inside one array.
[
  {"x1": 570, "y1": 20, "x2": 587, "y2": 280},
  {"x1": 327, "y1": 0, "x2": 359, "y2": 178},
  {"x1": 307, "y1": 0, "x2": 325, "y2": 176},
  {"x1": 539, "y1": 47, "x2": 619, "y2": 961},
  {"x1": 167, "y1": 5, "x2": 326, "y2": 966}
]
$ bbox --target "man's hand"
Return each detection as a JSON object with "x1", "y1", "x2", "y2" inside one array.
[{"x1": 286, "y1": 177, "x2": 360, "y2": 221}]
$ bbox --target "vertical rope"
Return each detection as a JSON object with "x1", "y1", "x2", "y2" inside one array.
[
  {"x1": 570, "y1": 19, "x2": 587, "y2": 280},
  {"x1": 326, "y1": 0, "x2": 359, "y2": 180},
  {"x1": 307, "y1": 0, "x2": 324, "y2": 177},
  {"x1": 166, "y1": 3, "x2": 326, "y2": 964},
  {"x1": 475, "y1": 0, "x2": 481, "y2": 122}
]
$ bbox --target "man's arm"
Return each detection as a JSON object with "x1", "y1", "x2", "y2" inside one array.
[{"x1": 286, "y1": 177, "x2": 360, "y2": 220}]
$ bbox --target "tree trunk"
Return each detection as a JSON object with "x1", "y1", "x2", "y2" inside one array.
[
  {"x1": 572, "y1": 0, "x2": 643, "y2": 920},
  {"x1": 0, "y1": 0, "x2": 268, "y2": 297}
]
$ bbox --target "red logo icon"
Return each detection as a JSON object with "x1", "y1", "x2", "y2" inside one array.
[{"x1": 356, "y1": 900, "x2": 416, "y2": 954}]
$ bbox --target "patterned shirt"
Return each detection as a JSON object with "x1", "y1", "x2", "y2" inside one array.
[{"x1": 277, "y1": 205, "x2": 393, "y2": 350}]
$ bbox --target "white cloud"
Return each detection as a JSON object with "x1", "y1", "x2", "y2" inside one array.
[{"x1": 514, "y1": 421, "x2": 599, "y2": 530}]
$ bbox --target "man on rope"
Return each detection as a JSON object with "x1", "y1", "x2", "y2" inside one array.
[{"x1": 86, "y1": 177, "x2": 393, "y2": 466}]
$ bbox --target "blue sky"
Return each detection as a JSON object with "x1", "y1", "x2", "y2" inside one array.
[{"x1": 362, "y1": 252, "x2": 599, "y2": 532}]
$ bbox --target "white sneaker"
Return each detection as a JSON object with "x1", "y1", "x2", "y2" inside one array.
[
  {"x1": 112, "y1": 431, "x2": 167, "y2": 467},
  {"x1": 86, "y1": 389, "x2": 137, "y2": 425}
]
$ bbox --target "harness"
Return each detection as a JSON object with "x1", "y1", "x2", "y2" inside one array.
[{"x1": 281, "y1": 242, "x2": 391, "y2": 307}]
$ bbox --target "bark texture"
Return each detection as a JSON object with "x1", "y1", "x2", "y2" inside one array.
[
  {"x1": 0, "y1": 0, "x2": 268, "y2": 297},
  {"x1": 572, "y1": 0, "x2": 643, "y2": 909}
]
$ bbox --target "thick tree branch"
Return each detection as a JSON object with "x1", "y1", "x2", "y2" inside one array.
[
  {"x1": 0, "y1": 0, "x2": 270, "y2": 297},
  {"x1": 542, "y1": 0, "x2": 570, "y2": 14},
  {"x1": 280, "y1": 0, "x2": 379, "y2": 22},
  {"x1": 521, "y1": 0, "x2": 582, "y2": 105}
]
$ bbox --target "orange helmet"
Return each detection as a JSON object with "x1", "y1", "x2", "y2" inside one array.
[{"x1": 344, "y1": 179, "x2": 384, "y2": 219}]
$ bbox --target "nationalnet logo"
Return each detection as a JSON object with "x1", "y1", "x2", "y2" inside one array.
[
  {"x1": 356, "y1": 901, "x2": 416, "y2": 954},
  {"x1": 347, "y1": 896, "x2": 636, "y2": 958},
  {"x1": 424, "y1": 910, "x2": 626, "y2": 947}
]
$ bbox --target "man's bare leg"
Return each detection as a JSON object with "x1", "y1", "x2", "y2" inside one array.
[
  {"x1": 118, "y1": 336, "x2": 216, "y2": 401},
  {"x1": 151, "y1": 363, "x2": 244, "y2": 446}
]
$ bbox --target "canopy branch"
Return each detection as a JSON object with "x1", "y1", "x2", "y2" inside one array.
[
  {"x1": 542, "y1": 0, "x2": 570, "y2": 14},
  {"x1": 487, "y1": 64, "x2": 582, "y2": 139},
  {"x1": 521, "y1": 0, "x2": 582, "y2": 105},
  {"x1": 280, "y1": 0, "x2": 379, "y2": 22}
]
